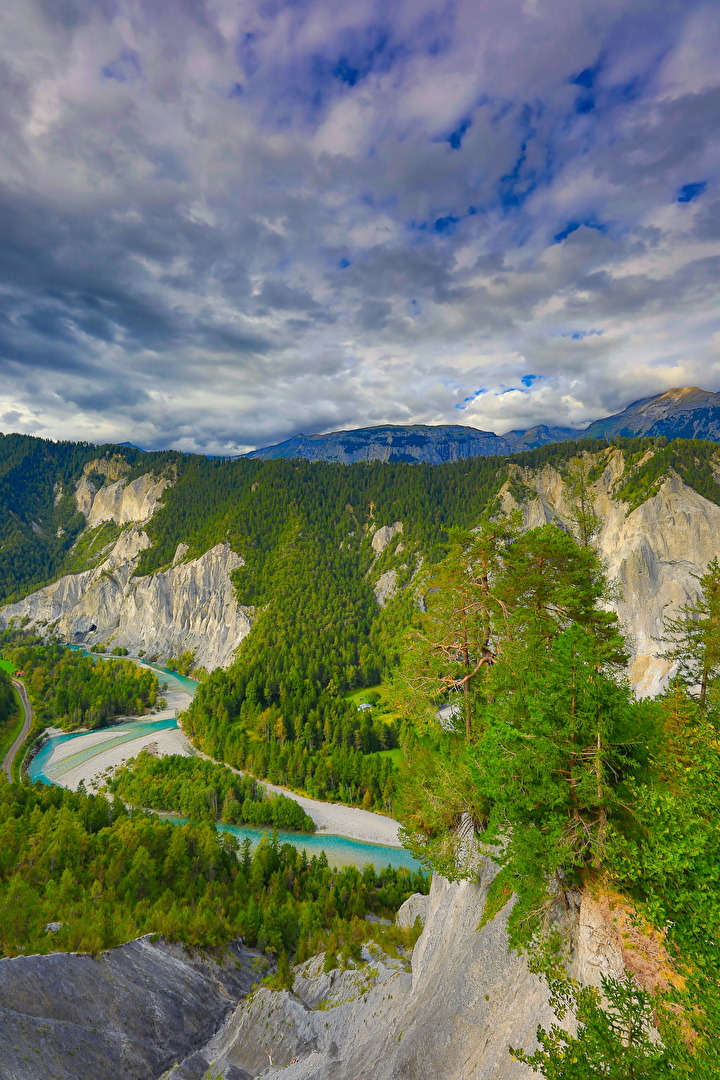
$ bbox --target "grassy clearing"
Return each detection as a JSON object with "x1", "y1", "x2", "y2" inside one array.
[
  {"x1": 344, "y1": 685, "x2": 382, "y2": 704},
  {"x1": 344, "y1": 684, "x2": 400, "y2": 724},
  {"x1": 368, "y1": 748, "x2": 403, "y2": 768},
  {"x1": 0, "y1": 658, "x2": 15, "y2": 675}
]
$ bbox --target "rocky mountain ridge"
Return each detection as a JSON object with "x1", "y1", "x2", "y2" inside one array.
[{"x1": 244, "y1": 387, "x2": 720, "y2": 464}]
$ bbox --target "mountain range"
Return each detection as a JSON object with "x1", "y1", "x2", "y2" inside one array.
[{"x1": 245, "y1": 386, "x2": 720, "y2": 464}]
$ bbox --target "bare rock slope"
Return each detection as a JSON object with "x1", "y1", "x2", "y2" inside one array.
[
  {"x1": 166, "y1": 854, "x2": 642, "y2": 1080},
  {"x1": 0, "y1": 935, "x2": 262, "y2": 1080},
  {"x1": 1, "y1": 537, "x2": 251, "y2": 671}
]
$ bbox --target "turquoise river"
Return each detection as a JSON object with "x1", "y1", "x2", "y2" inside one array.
[{"x1": 28, "y1": 651, "x2": 420, "y2": 873}]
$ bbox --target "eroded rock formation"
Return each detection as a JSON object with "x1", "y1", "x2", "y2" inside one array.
[
  {"x1": 1, "y1": 537, "x2": 252, "y2": 671},
  {"x1": 165, "y1": 853, "x2": 653, "y2": 1080}
]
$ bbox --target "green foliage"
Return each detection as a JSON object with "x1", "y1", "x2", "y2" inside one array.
[
  {"x1": 165, "y1": 651, "x2": 197, "y2": 676},
  {"x1": 474, "y1": 625, "x2": 653, "y2": 939},
  {"x1": 108, "y1": 753, "x2": 316, "y2": 831},
  {"x1": 396, "y1": 519, "x2": 720, "y2": 1074},
  {"x1": 614, "y1": 439, "x2": 720, "y2": 511},
  {"x1": 0, "y1": 668, "x2": 20, "y2": 763},
  {"x1": 397, "y1": 522, "x2": 634, "y2": 907},
  {"x1": 605, "y1": 684, "x2": 720, "y2": 1070},
  {"x1": 61, "y1": 521, "x2": 122, "y2": 575},
  {"x1": 511, "y1": 974, "x2": 673, "y2": 1079},
  {"x1": 6, "y1": 643, "x2": 159, "y2": 729},
  {"x1": 0, "y1": 778, "x2": 429, "y2": 959}
]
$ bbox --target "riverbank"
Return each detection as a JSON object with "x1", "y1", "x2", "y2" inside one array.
[
  {"x1": 190, "y1": 744, "x2": 402, "y2": 847},
  {"x1": 31, "y1": 686, "x2": 194, "y2": 790},
  {"x1": 35, "y1": 681, "x2": 403, "y2": 847}
]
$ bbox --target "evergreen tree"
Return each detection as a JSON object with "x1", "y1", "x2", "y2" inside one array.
[{"x1": 662, "y1": 558, "x2": 720, "y2": 708}]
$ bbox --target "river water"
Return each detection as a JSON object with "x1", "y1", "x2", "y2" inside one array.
[{"x1": 29, "y1": 651, "x2": 420, "y2": 873}]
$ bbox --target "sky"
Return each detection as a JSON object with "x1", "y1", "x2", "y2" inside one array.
[{"x1": 1, "y1": 0, "x2": 719, "y2": 455}]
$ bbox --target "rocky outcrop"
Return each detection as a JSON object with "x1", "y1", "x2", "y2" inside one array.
[
  {"x1": 75, "y1": 462, "x2": 170, "y2": 527},
  {"x1": 0, "y1": 935, "x2": 262, "y2": 1080},
  {"x1": 168, "y1": 860, "x2": 559, "y2": 1080},
  {"x1": 86, "y1": 474, "x2": 171, "y2": 527},
  {"x1": 373, "y1": 567, "x2": 399, "y2": 606},
  {"x1": 1, "y1": 537, "x2": 252, "y2": 671},
  {"x1": 395, "y1": 891, "x2": 430, "y2": 928},
  {"x1": 371, "y1": 521, "x2": 403, "y2": 554},
  {"x1": 500, "y1": 451, "x2": 720, "y2": 696}
]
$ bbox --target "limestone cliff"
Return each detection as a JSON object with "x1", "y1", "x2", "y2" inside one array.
[
  {"x1": 1, "y1": 535, "x2": 252, "y2": 671},
  {"x1": 499, "y1": 448, "x2": 720, "y2": 696}
]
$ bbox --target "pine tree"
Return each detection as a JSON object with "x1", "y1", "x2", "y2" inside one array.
[{"x1": 662, "y1": 558, "x2": 720, "y2": 708}]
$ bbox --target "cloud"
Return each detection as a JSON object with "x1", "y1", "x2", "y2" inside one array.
[{"x1": 0, "y1": 0, "x2": 717, "y2": 454}]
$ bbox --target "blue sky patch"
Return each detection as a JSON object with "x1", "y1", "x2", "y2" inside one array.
[
  {"x1": 677, "y1": 181, "x2": 707, "y2": 203},
  {"x1": 553, "y1": 218, "x2": 608, "y2": 244},
  {"x1": 455, "y1": 387, "x2": 486, "y2": 410},
  {"x1": 447, "y1": 117, "x2": 472, "y2": 150},
  {"x1": 102, "y1": 48, "x2": 141, "y2": 83},
  {"x1": 434, "y1": 214, "x2": 459, "y2": 234}
]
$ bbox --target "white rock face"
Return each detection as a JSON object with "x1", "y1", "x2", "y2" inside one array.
[
  {"x1": 170, "y1": 859, "x2": 556, "y2": 1080},
  {"x1": 1, "y1": 535, "x2": 252, "y2": 671},
  {"x1": 74, "y1": 465, "x2": 171, "y2": 528},
  {"x1": 85, "y1": 474, "x2": 171, "y2": 527},
  {"x1": 395, "y1": 891, "x2": 430, "y2": 928},
  {"x1": 373, "y1": 567, "x2": 398, "y2": 606},
  {"x1": 501, "y1": 453, "x2": 720, "y2": 696},
  {"x1": 371, "y1": 520, "x2": 403, "y2": 554}
]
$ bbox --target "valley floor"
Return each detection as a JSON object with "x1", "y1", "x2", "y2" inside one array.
[{"x1": 37, "y1": 688, "x2": 403, "y2": 848}]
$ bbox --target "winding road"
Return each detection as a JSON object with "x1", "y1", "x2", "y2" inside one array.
[{"x1": 2, "y1": 678, "x2": 33, "y2": 782}]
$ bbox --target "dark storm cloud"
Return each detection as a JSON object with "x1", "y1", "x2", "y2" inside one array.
[{"x1": 0, "y1": 0, "x2": 718, "y2": 452}]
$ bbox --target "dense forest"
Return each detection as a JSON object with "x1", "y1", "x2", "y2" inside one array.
[
  {"x1": 394, "y1": 520, "x2": 720, "y2": 1078},
  {"x1": 142, "y1": 435, "x2": 720, "y2": 813},
  {"x1": 0, "y1": 778, "x2": 427, "y2": 963},
  {"x1": 109, "y1": 753, "x2": 316, "y2": 831},
  {"x1": 5, "y1": 643, "x2": 160, "y2": 730}
]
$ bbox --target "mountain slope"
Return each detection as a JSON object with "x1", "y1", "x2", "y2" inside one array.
[{"x1": 582, "y1": 386, "x2": 720, "y2": 440}]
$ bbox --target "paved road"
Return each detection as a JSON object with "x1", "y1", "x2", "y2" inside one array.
[{"x1": 2, "y1": 678, "x2": 33, "y2": 782}]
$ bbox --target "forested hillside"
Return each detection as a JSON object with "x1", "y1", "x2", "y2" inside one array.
[
  {"x1": 6, "y1": 431, "x2": 720, "y2": 813},
  {"x1": 4, "y1": 643, "x2": 160, "y2": 730},
  {"x1": 392, "y1": 521, "x2": 720, "y2": 1077},
  {"x1": 0, "y1": 433, "x2": 178, "y2": 604}
]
